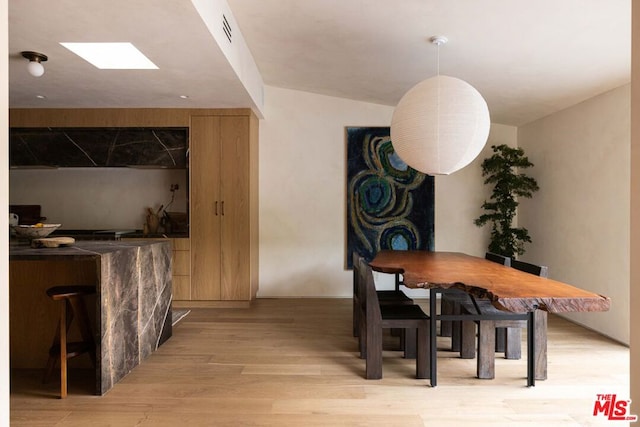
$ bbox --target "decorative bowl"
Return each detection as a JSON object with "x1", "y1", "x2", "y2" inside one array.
[{"x1": 11, "y1": 223, "x2": 61, "y2": 239}]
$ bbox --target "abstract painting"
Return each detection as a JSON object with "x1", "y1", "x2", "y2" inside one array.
[{"x1": 346, "y1": 126, "x2": 434, "y2": 268}]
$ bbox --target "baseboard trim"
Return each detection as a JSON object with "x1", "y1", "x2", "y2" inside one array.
[{"x1": 172, "y1": 300, "x2": 252, "y2": 309}]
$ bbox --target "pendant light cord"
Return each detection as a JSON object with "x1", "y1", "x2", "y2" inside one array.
[
  {"x1": 436, "y1": 41, "x2": 440, "y2": 76},
  {"x1": 430, "y1": 36, "x2": 447, "y2": 77}
]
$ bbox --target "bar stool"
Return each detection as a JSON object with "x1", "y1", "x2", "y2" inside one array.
[{"x1": 43, "y1": 285, "x2": 96, "y2": 398}]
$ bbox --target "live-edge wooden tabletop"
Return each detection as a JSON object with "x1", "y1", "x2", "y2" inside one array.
[{"x1": 369, "y1": 250, "x2": 611, "y2": 313}]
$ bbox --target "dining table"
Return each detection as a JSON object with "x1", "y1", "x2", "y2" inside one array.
[{"x1": 369, "y1": 250, "x2": 611, "y2": 387}]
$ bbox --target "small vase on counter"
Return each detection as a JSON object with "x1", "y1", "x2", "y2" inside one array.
[{"x1": 145, "y1": 207, "x2": 161, "y2": 234}]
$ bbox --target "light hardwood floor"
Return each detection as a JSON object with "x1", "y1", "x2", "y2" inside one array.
[{"x1": 10, "y1": 298, "x2": 630, "y2": 426}]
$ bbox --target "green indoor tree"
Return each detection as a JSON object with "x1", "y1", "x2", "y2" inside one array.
[{"x1": 474, "y1": 144, "x2": 539, "y2": 258}]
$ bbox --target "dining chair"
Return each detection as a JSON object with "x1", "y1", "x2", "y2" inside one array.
[
  {"x1": 497, "y1": 259, "x2": 548, "y2": 358},
  {"x1": 357, "y1": 257, "x2": 430, "y2": 380},
  {"x1": 477, "y1": 258, "x2": 548, "y2": 358},
  {"x1": 511, "y1": 259, "x2": 549, "y2": 277},
  {"x1": 353, "y1": 252, "x2": 416, "y2": 356},
  {"x1": 460, "y1": 259, "x2": 548, "y2": 378},
  {"x1": 485, "y1": 252, "x2": 512, "y2": 266},
  {"x1": 440, "y1": 252, "x2": 510, "y2": 352},
  {"x1": 352, "y1": 252, "x2": 413, "y2": 337}
]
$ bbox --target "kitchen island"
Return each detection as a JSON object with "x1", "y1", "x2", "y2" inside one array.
[{"x1": 9, "y1": 239, "x2": 172, "y2": 395}]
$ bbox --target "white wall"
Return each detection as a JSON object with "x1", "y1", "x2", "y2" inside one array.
[
  {"x1": 631, "y1": 0, "x2": 640, "y2": 404},
  {"x1": 519, "y1": 84, "x2": 630, "y2": 344},
  {"x1": 435, "y1": 124, "x2": 517, "y2": 256},
  {"x1": 258, "y1": 85, "x2": 516, "y2": 297},
  {"x1": 9, "y1": 168, "x2": 188, "y2": 230}
]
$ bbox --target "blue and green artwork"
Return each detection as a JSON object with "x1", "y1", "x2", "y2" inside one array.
[{"x1": 346, "y1": 127, "x2": 434, "y2": 268}]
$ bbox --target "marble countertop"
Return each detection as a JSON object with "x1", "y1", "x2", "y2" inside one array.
[
  {"x1": 47, "y1": 229, "x2": 189, "y2": 239},
  {"x1": 9, "y1": 239, "x2": 170, "y2": 260}
]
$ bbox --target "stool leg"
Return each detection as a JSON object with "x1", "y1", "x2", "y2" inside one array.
[
  {"x1": 60, "y1": 299, "x2": 68, "y2": 398},
  {"x1": 43, "y1": 323, "x2": 61, "y2": 384},
  {"x1": 43, "y1": 299, "x2": 74, "y2": 386},
  {"x1": 70, "y1": 297, "x2": 96, "y2": 367}
]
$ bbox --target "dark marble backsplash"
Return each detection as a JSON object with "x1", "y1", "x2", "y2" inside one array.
[{"x1": 10, "y1": 127, "x2": 188, "y2": 168}]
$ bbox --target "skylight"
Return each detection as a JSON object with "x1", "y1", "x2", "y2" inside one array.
[{"x1": 59, "y1": 42, "x2": 158, "y2": 69}]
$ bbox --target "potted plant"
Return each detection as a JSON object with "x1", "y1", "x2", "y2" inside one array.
[{"x1": 474, "y1": 144, "x2": 539, "y2": 258}]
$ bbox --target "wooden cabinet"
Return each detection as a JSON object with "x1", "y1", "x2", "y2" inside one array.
[
  {"x1": 8, "y1": 107, "x2": 258, "y2": 307},
  {"x1": 185, "y1": 113, "x2": 259, "y2": 305},
  {"x1": 171, "y1": 238, "x2": 191, "y2": 300}
]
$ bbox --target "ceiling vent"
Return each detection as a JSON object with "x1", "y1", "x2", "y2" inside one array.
[{"x1": 222, "y1": 14, "x2": 232, "y2": 43}]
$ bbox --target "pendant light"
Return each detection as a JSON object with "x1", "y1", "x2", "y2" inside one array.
[{"x1": 390, "y1": 36, "x2": 490, "y2": 175}]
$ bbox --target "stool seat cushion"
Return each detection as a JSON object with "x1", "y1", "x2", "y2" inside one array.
[{"x1": 46, "y1": 285, "x2": 96, "y2": 300}]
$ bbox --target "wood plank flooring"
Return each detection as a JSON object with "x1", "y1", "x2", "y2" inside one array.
[{"x1": 10, "y1": 298, "x2": 630, "y2": 426}]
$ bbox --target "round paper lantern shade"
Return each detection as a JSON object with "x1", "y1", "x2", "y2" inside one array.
[{"x1": 391, "y1": 75, "x2": 490, "y2": 175}]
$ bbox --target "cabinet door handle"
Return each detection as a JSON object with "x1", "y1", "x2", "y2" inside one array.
[
  {"x1": 221, "y1": 201, "x2": 225, "y2": 216},
  {"x1": 215, "y1": 201, "x2": 218, "y2": 216}
]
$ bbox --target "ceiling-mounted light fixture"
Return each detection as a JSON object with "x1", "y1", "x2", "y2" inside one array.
[
  {"x1": 390, "y1": 36, "x2": 490, "y2": 175},
  {"x1": 21, "y1": 51, "x2": 48, "y2": 77}
]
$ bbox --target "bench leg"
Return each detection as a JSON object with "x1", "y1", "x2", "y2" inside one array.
[
  {"x1": 460, "y1": 320, "x2": 476, "y2": 359},
  {"x1": 365, "y1": 325, "x2": 383, "y2": 379},
  {"x1": 495, "y1": 327, "x2": 507, "y2": 352},
  {"x1": 403, "y1": 328, "x2": 417, "y2": 359},
  {"x1": 353, "y1": 298, "x2": 359, "y2": 337},
  {"x1": 504, "y1": 327, "x2": 522, "y2": 359},
  {"x1": 450, "y1": 303, "x2": 462, "y2": 352},
  {"x1": 358, "y1": 312, "x2": 367, "y2": 359},
  {"x1": 440, "y1": 298, "x2": 453, "y2": 337},
  {"x1": 477, "y1": 320, "x2": 496, "y2": 379},
  {"x1": 416, "y1": 323, "x2": 430, "y2": 379}
]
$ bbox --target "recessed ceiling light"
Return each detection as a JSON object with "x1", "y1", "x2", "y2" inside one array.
[
  {"x1": 59, "y1": 42, "x2": 158, "y2": 69},
  {"x1": 179, "y1": 95, "x2": 189, "y2": 99},
  {"x1": 36, "y1": 95, "x2": 46, "y2": 99}
]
